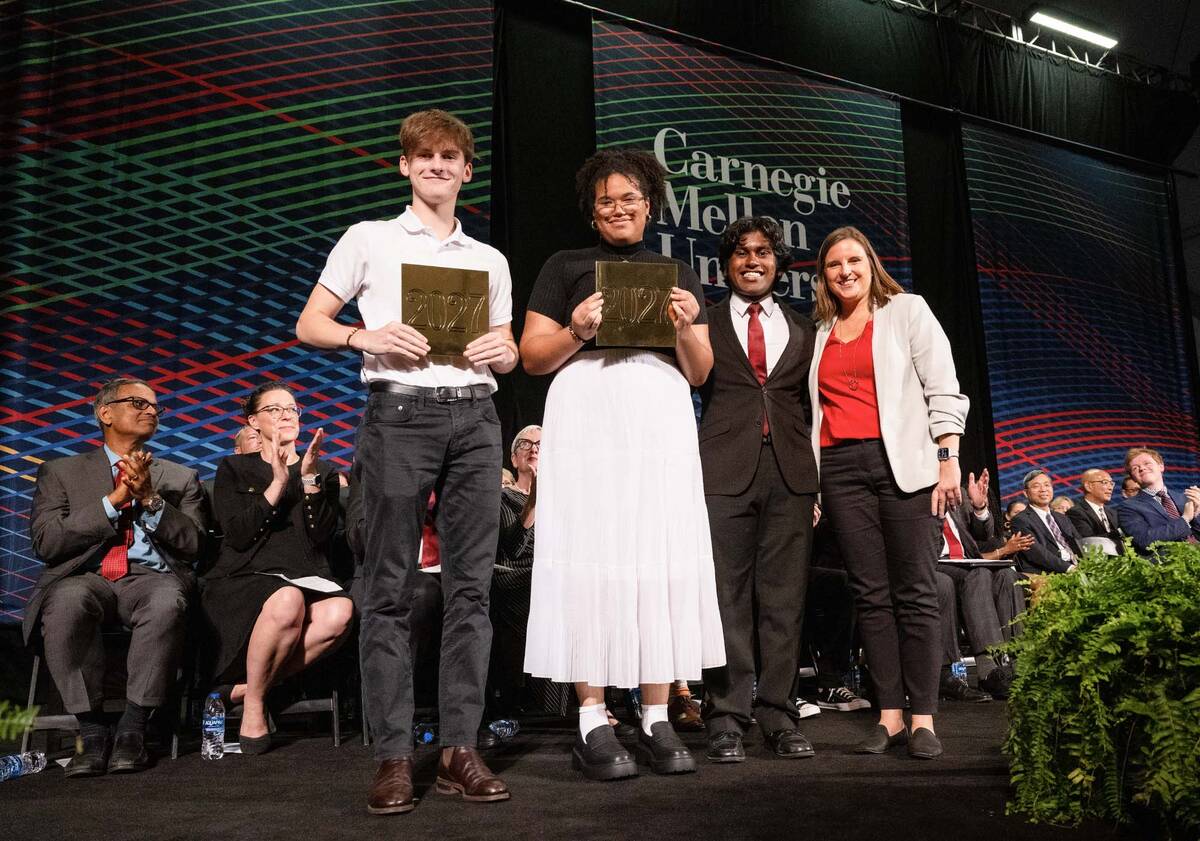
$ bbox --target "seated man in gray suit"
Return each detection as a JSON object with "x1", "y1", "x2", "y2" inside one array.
[
  {"x1": 26, "y1": 378, "x2": 206, "y2": 777},
  {"x1": 1012, "y1": 468, "x2": 1082, "y2": 574},
  {"x1": 1067, "y1": 468, "x2": 1125, "y2": 555}
]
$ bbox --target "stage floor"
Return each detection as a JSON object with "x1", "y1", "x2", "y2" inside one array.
[{"x1": 1, "y1": 703, "x2": 1123, "y2": 841}]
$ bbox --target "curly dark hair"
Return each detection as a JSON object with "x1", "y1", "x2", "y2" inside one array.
[
  {"x1": 242, "y1": 381, "x2": 297, "y2": 418},
  {"x1": 717, "y1": 217, "x2": 793, "y2": 285},
  {"x1": 574, "y1": 148, "x2": 668, "y2": 220}
]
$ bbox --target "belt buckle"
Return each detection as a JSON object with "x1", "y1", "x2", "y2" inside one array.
[{"x1": 434, "y1": 386, "x2": 458, "y2": 403}]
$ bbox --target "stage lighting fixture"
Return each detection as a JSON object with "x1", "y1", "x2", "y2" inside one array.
[{"x1": 1025, "y1": 6, "x2": 1118, "y2": 50}]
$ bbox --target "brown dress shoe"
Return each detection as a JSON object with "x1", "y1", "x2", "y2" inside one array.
[
  {"x1": 668, "y1": 692, "x2": 704, "y2": 732},
  {"x1": 367, "y1": 758, "x2": 417, "y2": 815},
  {"x1": 436, "y1": 746, "x2": 510, "y2": 802}
]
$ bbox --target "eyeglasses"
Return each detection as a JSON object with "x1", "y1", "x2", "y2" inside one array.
[
  {"x1": 105, "y1": 396, "x2": 166, "y2": 416},
  {"x1": 255, "y1": 404, "x2": 303, "y2": 418},
  {"x1": 513, "y1": 439, "x2": 541, "y2": 452},
  {"x1": 1085, "y1": 479, "x2": 1114, "y2": 486},
  {"x1": 594, "y1": 194, "x2": 645, "y2": 216}
]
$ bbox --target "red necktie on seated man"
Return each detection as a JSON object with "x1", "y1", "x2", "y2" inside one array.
[
  {"x1": 100, "y1": 468, "x2": 133, "y2": 581},
  {"x1": 747, "y1": 302, "x2": 768, "y2": 437},
  {"x1": 1156, "y1": 489, "x2": 1199, "y2": 544},
  {"x1": 942, "y1": 518, "x2": 965, "y2": 560}
]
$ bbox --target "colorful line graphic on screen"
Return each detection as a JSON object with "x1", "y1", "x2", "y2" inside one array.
[
  {"x1": 591, "y1": 18, "x2": 910, "y2": 310},
  {"x1": 962, "y1": 124, "x2": 1199, "y2": 501},
  {"x1": 0, "y1": 0, "x2": 495, "y2": 624}
]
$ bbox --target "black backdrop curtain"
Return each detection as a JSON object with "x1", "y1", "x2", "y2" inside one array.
[{"x1": 490, "y1": 0, "x2": 1196, "y2": 471}]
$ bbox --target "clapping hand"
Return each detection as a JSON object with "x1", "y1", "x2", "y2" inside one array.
[
  {"x1": 300, "y1": 428, "x2": 325, "y2": 478},
  {"x1": 967, "y1": 468, "x2": 990, "y2": 512},
  {"x1": 118, "y1": 450, "x2": 155, "y2": 502}
]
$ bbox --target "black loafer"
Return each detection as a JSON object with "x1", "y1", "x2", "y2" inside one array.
[
  {"x1": 108, "y1": 730, "x2": 153, "y2": 774},
  {"x1": 764, "y1": 728, "x2": 815, "y2": 759},
  {"x1": 908, "y1": 726, "x2": 943, "y2": 759},
  {"x1": 637, "y1": 721, "x2": 696, "y2": 774},
  {"x1": 705, "y1": 730, "x2": 746, "y2": 763},
  {"x1": 64, "y1": 733, "x2": 110, "y2": 778},
  {"x1": 979, "y1": 666, "x2": 1013, "y2": 700},
  {"x1": 572, "y1": 724, "x2": 638, "y2": 781},
  {"x1": 853, "y1": 724, "x2": 908, "y2": 754},
  {"x1": 939, "y1": 677, "x2": 992, "y2": 703}
]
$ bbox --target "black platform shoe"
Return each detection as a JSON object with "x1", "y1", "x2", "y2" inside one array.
[
  {"x1": 637, "y1": 721, "x2": 697, "y2": 775},
  {"x1": 572, "y1": 724, "x2": 639, "y2": 781}
]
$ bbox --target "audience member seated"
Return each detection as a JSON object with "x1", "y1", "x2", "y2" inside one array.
[
  {"x1": 501, "y1": 468, "x2": 517, "y2": 490},
  {"x1": 1121, "y1": 475, "x2": 1141, "y2": 500},
  {"x1": 233, "y1": 426, "x2": 262, "y2": 455},
  {"x1": 1119, "y1": 447, "x2": 1200, "y2": 553},
  {"x1": 1049, "y1": 496, "x2": 1074, "y2": 515},
  {"x1": 797, "y1": 518, "x2": 870, "y2": 713},
  {"x1": 1066, "y1": 469, "x2": 1125, "y2": 555},
  {"x1": 935, "y1": 469, "x2": 1027, "y2": 699},
  {"x1": 1001, "y1": 500, "x2": 1026, "y2": 540},
  {"x1": 1012, "y1": 469, "x2": 1082, "y2": 574},
  {"x1": 27, "y1": 377, "x2": 206, "y2": 776},
  {"x1": 201, "y1": 383, "x2": 353, "y2": 755}
]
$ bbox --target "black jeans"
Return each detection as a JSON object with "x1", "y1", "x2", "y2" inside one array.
[
  {"x1": 820, "y1": 440, "x2": 940, "y2": 715},
  {"x1": 356, "y1": 389, "x2": 501, "y2": 759}
]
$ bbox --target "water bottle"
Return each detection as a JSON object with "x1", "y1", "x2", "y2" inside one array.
[
  {"x1": 488, "y1": 718, "x2": 520, "y2": 740},
  {"x1": 201, "y1": 692, "x2": 225, "y2": 760},
  {"x1": 413, "y1": 722, "x2": 438, "y2": 745},
  {"x1": 951, "y1": 660, "x2": 968, "y2": 683},
  {"x1": 0, "y1": 751, "x2": 46, "y2": 782},
  {"x1": 627, "y1": 688, "x2": 643, "y2": 721}
]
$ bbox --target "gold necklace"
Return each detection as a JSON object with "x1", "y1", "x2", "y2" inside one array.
[{"x1": 834, "y1": 319, "x2": 868, "y2": 391}]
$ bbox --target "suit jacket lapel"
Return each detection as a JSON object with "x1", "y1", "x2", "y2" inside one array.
[
  {"x1": 714, "y1": 298, "x2": 759, "y2": 383},
  {"x1": 84, "y1": 446, "x2": 115, "y2": 501}
]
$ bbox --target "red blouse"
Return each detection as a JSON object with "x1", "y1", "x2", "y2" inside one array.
[{"x1": 818, "y1": 319, "x2": 882, "y2": 447}]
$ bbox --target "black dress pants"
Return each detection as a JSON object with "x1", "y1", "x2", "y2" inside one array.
[
  {"x1": 703, "y1": 443, "x2": 815, "y2": 735},
  {"x1": 356, "y1": 389, "x2": 501, "y2": 760},
  {"x1": 820, "y1": 440, "x2": 940, "y2": 715}
]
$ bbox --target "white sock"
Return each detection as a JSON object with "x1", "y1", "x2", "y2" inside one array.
[
  {"x1": 641, "y1": 703, "x2": 668, "y2": 736},
  {"x1": 578, "y1": 703, "x2": 608, "y2": 740}
]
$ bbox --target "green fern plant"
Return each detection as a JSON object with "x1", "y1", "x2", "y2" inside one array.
[
  {"x1": 1004, "y1": 542, "x2": 1200, "y2": 837},
  {"x1": 0, "y1": 700, "x2": 37, "y2": 742}
]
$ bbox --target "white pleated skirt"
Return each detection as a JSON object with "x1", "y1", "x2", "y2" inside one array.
[{"x1": 523, "y1": 349, "x2": 726, "y2": 689}]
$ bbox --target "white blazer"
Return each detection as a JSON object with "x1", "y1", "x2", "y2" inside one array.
[{"x1": 808, "y1": 293, "x2": 969, "y2": 494}]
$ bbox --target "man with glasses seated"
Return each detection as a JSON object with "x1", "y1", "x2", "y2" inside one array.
[
  {"x1": 1066, "y1": 469, "x2": 1125, "y2": 556},
  {"x1": 26, "y1": 377, "x2": 207, "y2": 776}
]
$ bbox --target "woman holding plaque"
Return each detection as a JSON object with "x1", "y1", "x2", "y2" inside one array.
[
  {"x1": 807, "y1": 226, "x2": 969, "y2": 760},
  {"x1": 202, "y1": 382, "x2": 354, "y2": 755},
  {"x1": 521, "y1": 149, "x2": 725, "y2": 782}
]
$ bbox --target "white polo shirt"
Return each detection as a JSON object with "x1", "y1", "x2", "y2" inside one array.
[{"x1": 318, "y1": 207, "x2": 514, "y2": 391}]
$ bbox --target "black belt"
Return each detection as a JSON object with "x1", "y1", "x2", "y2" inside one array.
[{"x1": 368, "y1": 381, "x2": 491, "y2": 403}]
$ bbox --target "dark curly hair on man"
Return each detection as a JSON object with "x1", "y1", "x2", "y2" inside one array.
[
  {"x1": 574, "y1": 148, "x2": 668, "y2": 220},
  {"x1": 717, "y1": 216, "x2": 793, "y2": 285}
]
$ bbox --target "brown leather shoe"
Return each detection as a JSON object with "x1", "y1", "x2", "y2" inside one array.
[
  {"x1": 668, "y1": 692, "x2": 704, "y2": 732},
  {"x1": 367, "y1": 758, "x2": 417, "y2": 815},
  {"x1": 436, "y1": 746, "x2": 510, "y2": 802}
]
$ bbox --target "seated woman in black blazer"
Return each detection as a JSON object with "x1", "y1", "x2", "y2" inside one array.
[{"x1": 202, "y1": 382, "x2": 354, "y2": 754}]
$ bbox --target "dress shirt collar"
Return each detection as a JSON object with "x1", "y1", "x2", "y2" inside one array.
[
  {"x1": 1086, "y1": 499, "x2": 1107, "y2": 519},
  {"x1": 395, "y1": 206, "x2": 466, "y2": 245},
  {"x1": 102, "y1": 444, "x2": 121, "y2": 472},
  {"x1": 730, "y1": 291, "x2": 776, "y2": 319}
]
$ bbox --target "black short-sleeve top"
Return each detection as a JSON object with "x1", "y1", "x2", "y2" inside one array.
[{"x1": 526, "y1": 240, "x2": 708, "y2": 360}]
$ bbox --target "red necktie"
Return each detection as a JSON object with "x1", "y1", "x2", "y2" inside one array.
[
  {"x1": 942, "y1": 518, "x2": 965, "y2": 560},
  {"x1": 1156, "y1": 490, "x2": 1198, "y2": 543},
  {"x1": 100, "y1": 469, "x2": 133, "y2": 581},
  {"x1": 747, "y1": 302, "x2": 768, "y2": 437}
]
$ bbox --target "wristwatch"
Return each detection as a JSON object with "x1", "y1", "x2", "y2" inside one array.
[
  {"x1": 141, "y1": 493, "x2": 165, "y2": 514},
  {"x1": 936, "y1": 448, "x2": 959, "y2": 462},
  {"x1": 301, "y1": 474, "x2": 320, "y2": 488}
]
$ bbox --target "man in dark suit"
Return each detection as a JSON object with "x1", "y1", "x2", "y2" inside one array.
[
  {"x1": 1012, "y1": 468, "x2": 1082, "y2": 574},
  {"x1": 1120, "y1": 447, "x2": 1200, "y2": 553},
  {"x1": 1067, "y1": 468, "x2": 1125, "y2": 555},
  {"x1": 698, "y1": 217, "x2": 819, "y2": 763},
  {"x1": 26, "y1": 378, "x2": 206, "y2": 777},
  {"x1": 936, "y1": 469, "x2": 1029, "y2": 700}
]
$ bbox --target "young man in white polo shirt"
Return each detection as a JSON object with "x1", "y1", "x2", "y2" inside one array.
[{"x1": 296, "y1": 109, "x2": 518, "y2": 815}]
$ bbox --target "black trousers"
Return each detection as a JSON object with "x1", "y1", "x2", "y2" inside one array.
[
  {"x1": 804, "y1": 565, "x2": 856, "y2": 689},
  {"x1": 820, "y1": 440, "x2": 940, "y2": 715},
  {"x1": 703, "y1": 443, "x2": 815, "y2": 735},
  {"x1": 356, "y1": 389, "x2": 501, "y2": 760}
]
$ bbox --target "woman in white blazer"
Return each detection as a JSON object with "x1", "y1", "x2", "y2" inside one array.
[{"x1": 807, "y1": 226, "x2": 969, "y2": 759}]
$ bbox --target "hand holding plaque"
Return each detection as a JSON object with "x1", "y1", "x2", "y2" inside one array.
[
  {"x1": 401, "y1": 263, "x2": 490, "y2": 356},
  {"x1": 594, "y1": 261, "x2": 677, "y2": 348}
]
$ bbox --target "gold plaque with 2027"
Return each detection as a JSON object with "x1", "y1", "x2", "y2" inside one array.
[
  {"x1": 400, "y1": 263, "x2": 490, "y2": 356},
  {"x1": 594, "y1": 261, "x2": 677, "y2": 348}
]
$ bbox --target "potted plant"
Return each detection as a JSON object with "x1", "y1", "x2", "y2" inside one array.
[{"x1": 1004, "y1": 542, "x2": 1200, "y2": 837}]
